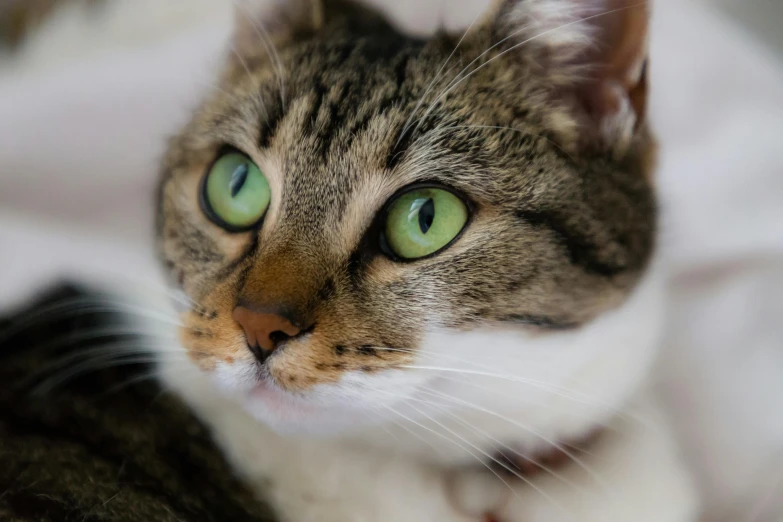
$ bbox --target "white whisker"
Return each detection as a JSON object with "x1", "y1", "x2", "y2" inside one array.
[
  {"x1": 33, "y1": 355, "x2": 174, "y2": 396},
  {"x1": 395, "y1": 10, "x2": 484, "y2": 147},
  {"x1": 417, "y1": 386, "x2": 611, "y2": 497},
  {"x1": 400, "y1": 363, "x2": 606, "y2": 407},
  {"x1": 232, "y1": 0, "x2": 287, "y2": 108},
  {"x1": 387, "y1": 393, "x2": 587, "y2": 518},
  {"x1": 415, "y1": 394, "x2": 590, "y2": 497},
  {"x1": 0, "y1": 299, "x2": 182, "y2": 346},
  {"x1": 228, "y1": 43, "x2": 269, "y2": 120},
  {"x1": 379, "y1": 345, "x2": 642, "y2": 424},
  {"x1": 381, "y1": 403, "x2": 461, "y2": 455}
]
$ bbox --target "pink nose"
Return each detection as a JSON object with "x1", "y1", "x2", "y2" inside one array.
[{"x1": 232, "y1": 307, "x2": 302, "y2": 358}]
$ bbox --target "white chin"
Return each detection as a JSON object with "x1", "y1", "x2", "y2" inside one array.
[{"x1": 238, "y1": 383, "x2": 374, "y2": 436}]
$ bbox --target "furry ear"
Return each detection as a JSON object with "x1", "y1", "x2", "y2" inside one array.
[
  {"x1": 491, "y1": 0, "x2": 649, "y2": 156},
  {"x1": 232, "y1": 0, "x2": 392, "y2": 59},
  {"x1": 232, "y1": 0, "x2": 325, "y2": 59}
]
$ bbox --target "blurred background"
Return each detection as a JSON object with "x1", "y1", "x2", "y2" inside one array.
[{"x1": 1, "y1": 1, "x2": 782, "y2": 521}]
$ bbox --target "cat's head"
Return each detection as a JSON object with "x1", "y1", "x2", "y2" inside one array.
[{"x1": 157, "y1": 0, "x2": 659, "y2": 437}]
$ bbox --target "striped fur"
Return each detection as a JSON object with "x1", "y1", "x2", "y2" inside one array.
[{"x1": 158, "y1": 0, "x2": 656, "y2": 390}]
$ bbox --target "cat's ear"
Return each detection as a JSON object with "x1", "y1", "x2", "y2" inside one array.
[
  {"x1": 488, "y1": 0, "x2": 649, "y2": 157},
  {"x1": 232, "y1": 0, "x2": 390, "y2": 57},
  {"x1": 232, "y1": 0, "x2": 325, "y2": 57}
]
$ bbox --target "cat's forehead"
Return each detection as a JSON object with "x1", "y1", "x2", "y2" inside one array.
[{"x1": 170, "y1": 34, "x2": 488, "y2": 232}]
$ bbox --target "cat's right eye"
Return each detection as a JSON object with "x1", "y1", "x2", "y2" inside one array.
[
  {"x1": 381, "y1": 186, "x2": 469, "y2": 260},
  {"x1": 200, "y1": 151, "x2": 270, "y2": 231}
]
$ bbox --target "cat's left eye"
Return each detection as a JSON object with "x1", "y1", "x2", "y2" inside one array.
[
  {"x1": 381, "y1": 186, "x2": 469, "y2": 260},
  {"x1": 200, "y1": 151, "x2": 270, "y2": 231}
]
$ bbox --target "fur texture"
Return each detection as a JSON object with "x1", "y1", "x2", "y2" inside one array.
[
  {"x1": 155, "y1": 0, "x2": 697, "y2": 520},
  {"x1": 0, "y1": 285, "x2": 275, "y2": 522}
]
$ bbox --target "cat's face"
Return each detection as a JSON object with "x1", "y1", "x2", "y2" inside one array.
[{"x1": 157, "y1": 0, "x2": 657, "y2": 435}]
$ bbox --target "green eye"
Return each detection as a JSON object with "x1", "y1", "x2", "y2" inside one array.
[
  {"x1": 202, "y1": 152, "x2": 270, "y2": 230},
  {"x1": 383, "y1": 187, "x2": 469, "y2": 260}
]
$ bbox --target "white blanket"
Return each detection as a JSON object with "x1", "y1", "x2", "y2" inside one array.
[{"x1": 1, "y1": 1, "x2": 781, "y2": 519}]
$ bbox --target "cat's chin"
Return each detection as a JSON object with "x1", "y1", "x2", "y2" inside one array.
[
  {"x1": 242, "y1": 380, "x2": 324, "y2": 430},
  {"x1": 218, "y1": 372, "x2": 387, "y2": 436},
  {"x1": 238, "y1": 386, "x2": 378, "y2": 436}
]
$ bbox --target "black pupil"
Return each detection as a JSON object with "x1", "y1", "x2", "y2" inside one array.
[
  {"x1": 418, "y1": 198, "x2": 435, "y2": 234},
  {"x1": 229, "y1": 163, "x2": 249, "y2": 198}
]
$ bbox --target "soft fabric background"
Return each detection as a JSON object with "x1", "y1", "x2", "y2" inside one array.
[{"x1": 1, "y1": 1, "x2": 782, "y2": 520}]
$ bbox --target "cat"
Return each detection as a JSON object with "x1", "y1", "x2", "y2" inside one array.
[{"x1": 155, "y1": 0, "x2": 699, "y2": 520}]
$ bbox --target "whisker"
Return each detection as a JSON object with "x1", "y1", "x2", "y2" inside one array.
[
  {"x1": 146, "y1": 365, "x2": 203, "y2": 406},
  {"x1": 32, "y1": 355, "x2": 175, "y2": 396},
  {"x1": 399, "y1": 363, "x2": 605, "y2": 408},
  {"x1": 101, "y1": 370, "x2": 163, "y2": 396},
  {"x1": 383, "y1": 400, "x2": 517, "y2": 500},
  {"x1": 36, "y1": 341, "x2": 205, "y2": 379},
  {"x1": 78, "y1": 267, "x2": 196, "y2": 308},
  {"x1": 380, "y1": 345, "x2": 565, "y2": 378},
  {"x1": 398, "y1": 396, "x2": 580, "y2": 517},
  {"x1": 232, "y1": 0, "x2": 287, "y2": 108},
  {"x1": 379, "y1": 344, "x2": 637, "y2": 419},
  {"x1": 380, "y1": 345, "x2": 646, "y2": 427},
  {"x1": 432, "y1": 372, "x2": 637, "y2": 432},
  {"x1": 380, "y1": 403, "x2": 452, "y2": 454},
  {"x1": 364, "y1": 406, "x2": 403, "y2": 443},
  {"x1": 57, "y1": 271, "x2": 206, "y2": 319},
  {"x1": 0, "y1": 301, "x2": 179, "y2": 347},
  {"x1": 417, "y1": 386, "x2": 611, "y2": 496},
  {"x1": 385, "y1": 395, "x2": 571, "y2": 517},
  {"x1": 23, "y1": 326, "x2": 176, "y2": 355},
  {"x1": 416, "y1": 394, "x2": 590, "y2": 496},
  {"x1": 395, "y1": 9, "x2": 484, "y2": 147},
  {"x1": 228, "y1": 43, "x2": 269, "y2": 121}
]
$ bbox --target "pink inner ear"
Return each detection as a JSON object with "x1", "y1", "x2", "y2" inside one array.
[
  {"x1": 593, "y1": 1, "x2": 648, "y2": 114},
  {"x1": 496, "y1": 0, "x2": 651, "y2": 153},
  {"x1": 579, "y1": 0, "x2": 649, "y2": 146}
]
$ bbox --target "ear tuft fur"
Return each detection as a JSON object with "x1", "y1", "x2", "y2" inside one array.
[
  {"x1": 491, "y1": 0, "x2": 649, "y2": 157},
  {"x1": 498, "y1": 0, "x2": 599, "y2": 61},
  {"x1": 233, "y1": 0, "x2": 324, "y2": 57}
]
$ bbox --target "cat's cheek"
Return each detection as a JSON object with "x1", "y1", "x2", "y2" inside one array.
[
  {"x1": 177, "y1": 326, "x2": 218, "y2": 371},
  {"x1": 176, "y1": 296, "x2": 249, "y2": 370}
]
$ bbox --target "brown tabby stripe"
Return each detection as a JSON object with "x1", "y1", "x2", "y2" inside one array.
[{"x1": 513, "y1": 208, "x2": 627, "y2": 277}]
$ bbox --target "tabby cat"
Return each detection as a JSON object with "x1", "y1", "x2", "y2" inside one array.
[{"x1": 155, "y1": 0, "x2": 699, "y2": 520}]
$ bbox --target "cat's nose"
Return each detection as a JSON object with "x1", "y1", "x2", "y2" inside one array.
[{"x1": 232, "y1": 306, "x2": 303, "y2": 362}]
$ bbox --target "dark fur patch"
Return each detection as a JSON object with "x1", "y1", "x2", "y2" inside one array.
[
  {"x1": 514, "y1": 209, "x2": 627, "y2": 277},
  {"x1": 500, "y1": 314, "x2": 579, "y2": 330},
  {"x1": 357, "y1": 345, "x2": 378, "y2": 357},
  {"x1": 258, "y1": 97, "x2": 286, "y2": 149}
]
